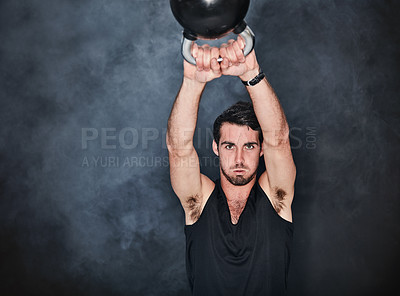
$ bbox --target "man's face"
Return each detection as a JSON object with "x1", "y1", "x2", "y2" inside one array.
[{"x1": 213, "y1": 123, "x2": 263, "y2": 186}]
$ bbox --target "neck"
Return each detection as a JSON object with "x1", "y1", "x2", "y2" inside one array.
[{"x1": 220, "y1": 171, "x2": 256, "y2": 201}]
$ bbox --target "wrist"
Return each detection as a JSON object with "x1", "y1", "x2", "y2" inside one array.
[
  {"x1": 239, "y1": 66, "x2": 261, "y2": 81},
  {"x1": 182, "y1": 76, "x2": 207, "y2": 92}
]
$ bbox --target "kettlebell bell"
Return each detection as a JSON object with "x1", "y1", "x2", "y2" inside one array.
[{"x1": 170, "y1": 0, "x2": 255, "y2": 65}]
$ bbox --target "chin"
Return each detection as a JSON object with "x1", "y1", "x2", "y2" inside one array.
[{"x1": 222, "y1": 169, "x2": 257, "y2": 186}]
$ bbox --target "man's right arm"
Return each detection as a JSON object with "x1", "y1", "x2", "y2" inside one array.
[{"x1": 166, "y1": 45, "x2": 220, "y2": 225}]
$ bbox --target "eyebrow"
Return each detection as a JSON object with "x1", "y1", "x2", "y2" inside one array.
[
  {"x1": 220, "y1": 141, "x2": 259, "y2": 146},
  {"x1": 221, "y1": 141, "x2": 235, "y2": 146},
  {"x1": 246, "y1": 142, "x2": 259, "y2": 146}
]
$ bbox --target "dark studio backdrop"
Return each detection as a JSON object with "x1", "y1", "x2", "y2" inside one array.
[{"x1": 1, "y1": 0, "x2": 399, "y2": 295}]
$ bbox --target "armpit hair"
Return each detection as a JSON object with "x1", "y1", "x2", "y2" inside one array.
[
  {"x1": 186, "y1": 195, "x2": 201, "y2": 221},
  {"x1": 272, "y1": 187, "x2": 287, "y2": 214}
]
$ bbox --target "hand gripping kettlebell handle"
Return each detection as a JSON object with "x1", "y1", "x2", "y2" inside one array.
[{"x1": 181, "y1": 24, "x2": 255, "y2": 65}]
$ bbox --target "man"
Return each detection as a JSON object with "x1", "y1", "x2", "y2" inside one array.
[{"x1": 166, "y1": 37, "x2": 296, "y2": 295}]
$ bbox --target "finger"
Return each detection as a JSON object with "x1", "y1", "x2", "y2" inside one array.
[
  {"x1": 220, "y1": 57, "x2": 229, "y2": 72},
  {"x1": 196, "y1": 47, "x2": 204, "y2": 71},
  {"x1": 202, "y1": 45, "x2": 211, "y2": 71},
  {"x1": 211, "y1": 58, "x2": 221, "y2": 75},
  {"x1": 211, "y1": 46, "x2": 220, "y2": 63},
  {"x1": 191, "y1": 42, "x2": 198, "y2": 58},
  {"x1": 237, "y1": 35, "x2": 245, "y2": 50},
  {"x1": 233, "y1": 40, "x2": 245, "y2": 63},
  {"x1": 226, "y1": 42, "x2": 238, "y2": 65},
  {"x1": 219, "y1": 46, "x2": 231, "y2": 66},
  {"x1": 225, "y1": 39, "x2": 239, "y2": 65},
  {"x1": 219, "y1": 45, "x2": 228, "y2": 59},
  {"x1": 219, "y1": 47, "x2": 228, "y2": 58},
  {"x1": 220, "y1": 41, "x2": 234, "y2": 66}
]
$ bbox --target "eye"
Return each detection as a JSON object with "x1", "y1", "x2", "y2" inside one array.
[
  {"x1": 245, "y1": 144, "x2": 255, "y2": 150},
  {"x1": 225, "y1": 144, "x2": 234, "y2": 150}
]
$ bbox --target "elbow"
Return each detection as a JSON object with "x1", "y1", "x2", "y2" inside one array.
[
  {"x1": 166, "y1": 131, "x2": 194, "y2": 158},
  {"x1": 167, "y1": 145, "x2": 196, "y2": 158},
  {"x1": 262, "y1": 126, "x2": 290, "y2": 148}
]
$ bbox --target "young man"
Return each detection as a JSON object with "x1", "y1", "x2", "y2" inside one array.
[{"x1": 166, "y1": 38, "x2": 296, "y2": 295}]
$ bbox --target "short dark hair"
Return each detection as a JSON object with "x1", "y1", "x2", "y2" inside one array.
[{"x1": 213, "y1": 101, "x2": 263, "y2": 145}]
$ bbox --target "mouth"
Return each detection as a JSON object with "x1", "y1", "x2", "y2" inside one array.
[{"x1": 233, "y1": 169, "x2": 246, "y2": 174}]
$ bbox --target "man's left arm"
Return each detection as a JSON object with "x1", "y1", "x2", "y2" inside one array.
[
  {"x1": 242, "y1": 65, "x2": 296, "y2": 222},
  {"x1": 220, "y1": 39, "x2": 296, "y2": 222}
]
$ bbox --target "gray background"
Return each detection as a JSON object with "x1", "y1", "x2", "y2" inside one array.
[{"x1": 1, "y1": 0, "x2": 399, "y2": 295}]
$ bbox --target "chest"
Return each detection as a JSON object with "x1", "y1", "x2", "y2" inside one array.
[{"x1": 227, "y1": 199, "x2": 248, "y2": 225}]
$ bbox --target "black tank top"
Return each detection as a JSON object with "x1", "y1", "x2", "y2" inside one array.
[{"x1": 184, "y1": 179, "x2": 293, "y2": 296}]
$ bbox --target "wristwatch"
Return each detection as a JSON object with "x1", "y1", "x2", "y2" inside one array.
[{"x1": 241, "y1": 69, "x2": 265, "y2": 86}]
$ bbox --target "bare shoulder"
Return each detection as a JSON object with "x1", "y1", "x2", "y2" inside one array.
[
  {"x1": 184, "y1": 174, "x2": 215, "y2": 225},
  {"x1": 258, "y1": 173, "x2": 293, "y2": 223}
]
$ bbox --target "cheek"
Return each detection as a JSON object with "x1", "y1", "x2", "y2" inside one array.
[
  {"x1": 248, "y1": 151, "x2": 261, "y2": 165},
  {"x1": 219, "y1": 153, "x2": 231, "y2": 164},
  {"x1": 219, "y1": 152, "x2": 235, "y2": 167}
]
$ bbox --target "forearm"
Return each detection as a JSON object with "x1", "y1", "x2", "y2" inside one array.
[
  {"x1": 240, "y1": 69, "x2": 289, "y2": 146},
  {"x1": 166, "y1": 78, "x2": 206, "y2": 154}
]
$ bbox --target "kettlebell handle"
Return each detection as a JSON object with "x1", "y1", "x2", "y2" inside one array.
[{"x1": 181, "y1": 24, "x2": 255, "y2": 65}]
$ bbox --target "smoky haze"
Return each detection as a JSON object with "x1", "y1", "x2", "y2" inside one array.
[{"x1": 0, "y1": 0, "x2": 399, "y2": 295}]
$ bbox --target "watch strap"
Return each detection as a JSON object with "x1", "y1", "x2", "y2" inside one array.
[{"x1": 241, "y1": 69, "x2": 265, "y2": 86}]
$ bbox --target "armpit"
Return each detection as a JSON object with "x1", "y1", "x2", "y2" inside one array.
[
  {"x1": 272, "y1": 187, "x2": 286, "y2": 214},
  {"x1": 186, "y1": 195, "x2": 201, "y2": 222}
]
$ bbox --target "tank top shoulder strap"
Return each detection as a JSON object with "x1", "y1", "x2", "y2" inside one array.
[
  {"x1": 201, "y1": 179, "x2": 219, "y2": 213},
  {"x1": 255, "y1": 181, "x2": 294, "y2": 228},
  {"x1": 184, "y1": 179, "x2": 219, "y2": 230}
]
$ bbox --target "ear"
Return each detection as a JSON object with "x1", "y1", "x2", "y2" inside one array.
[
  {"x1": 212, "y1": 140, "x2": 219, "y2": 156},
  {"x1": 259, "y1": 142, "x2": 264, "y2": 157}
]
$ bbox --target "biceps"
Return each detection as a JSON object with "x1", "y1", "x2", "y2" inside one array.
[
  {"x1": 262, "y1": 143, "x2": 296, "y2": 195},
  {"x1": 168, "y1": 147, "x2": 203, "y2": 202}
]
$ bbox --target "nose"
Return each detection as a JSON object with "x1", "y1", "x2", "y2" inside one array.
[{"x1": 235, "y1": 149, "x2": 244, "y2": 164}]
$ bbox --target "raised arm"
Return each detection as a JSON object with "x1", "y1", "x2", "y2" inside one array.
[
  {"x1": 219, "y1": 38, "x2": 296, "y2": 222},
  {"x1": 166, "y1": 44, "x2": 220, "y2": 225}
]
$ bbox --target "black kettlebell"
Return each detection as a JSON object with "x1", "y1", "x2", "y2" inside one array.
[{"x1": 170, "y1": 0, "x2": 255, "y2": 65}]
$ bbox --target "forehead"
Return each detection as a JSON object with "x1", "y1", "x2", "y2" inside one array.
[{"x1": 219, "y1": 123, "x2": 259, "y2": 144}]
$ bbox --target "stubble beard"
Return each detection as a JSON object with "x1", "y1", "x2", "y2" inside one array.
[{"x1": 221, "y1": 165, "x2": 257, "y2": 186}]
